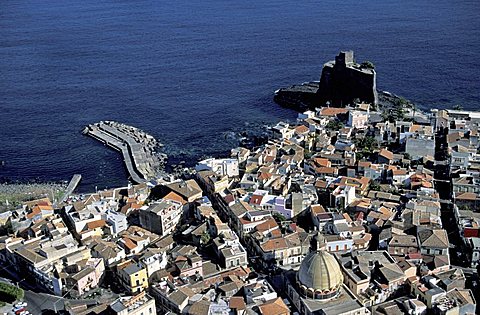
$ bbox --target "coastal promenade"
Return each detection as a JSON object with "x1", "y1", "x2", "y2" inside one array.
[{"x1": 83, "y1": 121, "x2": 166, "y2": 184}]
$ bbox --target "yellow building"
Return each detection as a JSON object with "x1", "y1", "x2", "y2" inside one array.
[{"x1": 117, "y1": 260, "x2": 149, "y2": 294}]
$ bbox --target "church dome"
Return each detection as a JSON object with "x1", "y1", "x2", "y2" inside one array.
[{"x1": 297, "y1": 250, "x2": 343, "y2": 300}]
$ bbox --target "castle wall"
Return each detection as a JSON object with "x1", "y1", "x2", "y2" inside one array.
[{"x1": 318, "y1": 51, "x2": 378, "y2": 106}]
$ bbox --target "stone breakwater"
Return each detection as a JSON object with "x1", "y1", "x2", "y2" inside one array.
[{"x1": 83, "y1": 121, "x2": 167, "y2": 184}]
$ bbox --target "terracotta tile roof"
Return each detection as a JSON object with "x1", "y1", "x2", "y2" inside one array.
[
  {"x1": 434, "y1": 255, "x2": 450, "y2": 268},
  {"x1": 258, "y1": 172, "x2": 273, "y2": 180},
  {"x1": 270, "y1": 229, "x2": 282, "y2": 238},
  {"x1": 221, "y1": 194, "x2": 234, "y2": 205},
  {"x1": 311, "y1": 204, "x2": 326, "y2": 215},
  {"x1": 348, "y1": 198, "x2": 371, "y2": 208},
  {"x1": 455, "y1": 192, "x2": 478, "y2": 201},
  {"x1": 354, "y1": 233, "x2": 372, "y2": 245},
  {"x1": 163, "y1": 191, "x2": 187, "y2": 205},
  {"x1": 86, "y1": 219, "x2": 106, "y2": 230},
  {"x1": 343, "y1": 213, "x2": 353, "y2": 223},
  {"x1": 37, "y1": 204, "x2": 53, "y2": 211},
  {"x1": 264, "y1": 155, "x2": 275, "y2": 163},
  {"x1": 392, "y1": 169, "x2": 407, "y2": 176},
  {"x1": 250, "y1": 195, "x2": 264, "y2": 205},
  {"x1": 258, "y1": 297, "x2": 290, "y2": 315},
  {"x1": 313, "y1": 157, "x2": 331, "y2": 167},
  {"x1": 255, "y1": 218, "x2": 279, "y2": 232},
  {"x1": 122, "y1": 237, "x2": 137, "y2": 250},
  {"x1": 23, "y1": 198, "x2": 51, "y2": 209},
  {"x1": 260, "y1": 238, "x2": 287, "y2": 252},
  {"x1": 320, "y1": 107, "x2": 349, "y2": 117},
  {"x1": 239, "y1": 217, "x2": 252, "y2": 225},
  {"x1": 315, "y1": 166, "x2": 337, "y2": 175},
  {"x1": 295, "y1": 125, "x2": 309, "y2": 134},
  {"x1": 315, "y1": 179, "x2": 327, "y2": 189},
  {"x1": 379, "y1": 148, "x2": 394, "y2": 161},
  {"x1": 409, "y1": 124, "x2": 422, "y2": 133},
  {"x1": 378, "y1": 206, "x2": 393, "y2": 216},
  {"x1": 26, "y1": 207, "x2": 42, "y2": 219},
  {"x1": 229, "y1": 296, "x2": 246, "y2": 310},
  {"x1": 411, "y1": 180, "x2": 433, "y2": 189},
  {"x1": 131, "y1": 202, "x2": 142, "y2": 208},
  {"x1": 336, "y1": 176, "x2": 370, "y2": 191}
]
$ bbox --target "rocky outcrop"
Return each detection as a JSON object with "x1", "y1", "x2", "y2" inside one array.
[{"x1": 274, "y1": 51, "x2": 378, "y2": 110}]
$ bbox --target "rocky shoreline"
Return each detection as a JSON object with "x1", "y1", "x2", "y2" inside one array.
[{"x1": 0, "y1": 182, "x2": 67, "y2": 212}]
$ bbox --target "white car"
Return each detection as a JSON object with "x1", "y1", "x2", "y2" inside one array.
[{"x1": 14, "y1": 302, "x2": 27, "y2": 308}]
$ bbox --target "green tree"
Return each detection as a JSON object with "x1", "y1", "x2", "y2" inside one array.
[
  {"x1": 0, "y1": 282, "x2": 24, "y2": 303},
  {"x1": 326, "y1": 120, "x2": 344, "y2": 131},
  {"x1": 360, "y1": 61, "x2": 375, "y2": 69},
  {"x1": 354, "y1": 136, "x2": 379, "y2": 159},
  {"x1": 369, "y1": 180, "x2": 381, "y2": 191},
  {"x1": 272, "y1": 212, "x2": 286, "y2": 224},
  {"x1": 200, "y1": 231, "x2": 211, "y2": 245}
]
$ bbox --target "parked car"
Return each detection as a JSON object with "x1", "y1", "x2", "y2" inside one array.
[{"x1": 14, "y1": 307, "x2": 25, "y2": 315}]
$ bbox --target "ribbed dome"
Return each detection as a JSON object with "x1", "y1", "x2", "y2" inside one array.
[{"x1": 297, "y1": 250, "x2": 343, "y2": 298}]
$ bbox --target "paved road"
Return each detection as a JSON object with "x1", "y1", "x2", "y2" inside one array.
[
  {"x1": 24, "y1": 290, "x2": 98, "y2": 314},
  {"x1": 1, "y1": 274, "x2": 100, "y2": 314}
]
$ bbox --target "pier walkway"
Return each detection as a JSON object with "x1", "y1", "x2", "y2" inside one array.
[
  {"x1": 86, "y1": 127, "x2": 145, "y2": 183},
  {"x1": 83, "y1": 121, "x2": 166, "y2": 184},
  {"x1": 61, "y1": 174, "x2": 82, "y2": 203}
]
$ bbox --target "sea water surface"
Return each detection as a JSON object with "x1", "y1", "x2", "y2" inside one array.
[{"x1": 0, "y1": 0, "x2": 479, "y2": 191}]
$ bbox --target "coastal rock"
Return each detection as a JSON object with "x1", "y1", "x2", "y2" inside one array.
[{"x1": 274, "y1": 51, "x2": 377, "y2": 109}]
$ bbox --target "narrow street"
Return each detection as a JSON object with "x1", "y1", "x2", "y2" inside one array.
[
  {"x1": 434, "y1": 128, "x2": 468, "y2": 267},
  {"x1": 435, "y1": 128, "x2": 480, "y2": 313}
]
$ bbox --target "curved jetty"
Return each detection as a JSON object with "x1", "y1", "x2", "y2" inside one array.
[{"x1": 83, "y1": 121, "x2": 166, "y2": 183}]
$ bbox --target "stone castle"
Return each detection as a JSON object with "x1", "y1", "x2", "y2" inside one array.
[
  {"x1": 274, "y1": 51, "x2": 378, "y2": 110},
  {"x1": 318, "y1": 51, "x2": 378, "y2": 106}
]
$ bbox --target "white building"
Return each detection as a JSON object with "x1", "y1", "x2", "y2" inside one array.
[
  {"x1": 139, "y1": 200, "x2": 183, "y2": 236},
  {"x1": 196, "y1": 158, "x2": 239, "y2": 177},
  {"x1": 110, "y1": 292, "x2": 156, "y2": 315},
  {"x1": 105, "y1": 210, "x2": 128, "y2": 235},
  {"x1": 348, "y1": 111, "x2": 368, "y2": 130},
  {"x1": 140, "y1": 248, "x2": 168, "y2": 277}
]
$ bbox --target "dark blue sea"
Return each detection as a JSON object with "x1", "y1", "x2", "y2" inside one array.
[{"x1": 1, "y1": 0, "x2": 479, "y2": 191}]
